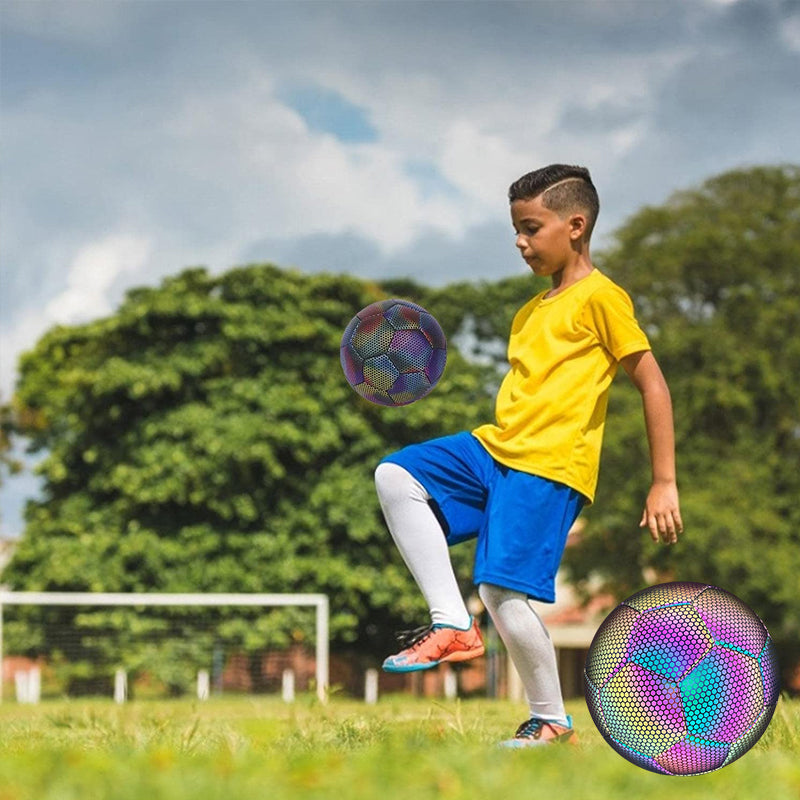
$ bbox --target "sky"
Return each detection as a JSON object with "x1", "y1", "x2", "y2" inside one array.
[{"x1": 1, "y1": 0, "x2": 799, "y2": 536}]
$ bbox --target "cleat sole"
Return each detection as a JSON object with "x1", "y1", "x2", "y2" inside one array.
[{"x1": 382, "y1": 645, "x2": 484, "y2": 673}]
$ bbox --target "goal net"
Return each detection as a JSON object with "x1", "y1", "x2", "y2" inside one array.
[{"x1": 0, "y1": 592, "x2": 329, "y2": 703}]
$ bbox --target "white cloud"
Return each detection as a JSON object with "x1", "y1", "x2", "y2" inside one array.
[
  {"x1": 161, "y1": 78, "x2": 469, "y2": 252},
  {"x1": 0, "y1": 310, "x2": 48, "y2": 400},
  {"x1": 438, "y1": 120, "x2": 527, "y2": 212},
  {"x1": 609, "y1": 120, "x2": 649, "y2": 158},
  {"x1": 781, "y1": 12, "x2": 800, "y2": 52},
  {"x1": 1, "y1": 234, "x2": 151, "y2": 398},
  {"x1": 44, "y1": 234, "x2": 152, "y2": 325}
]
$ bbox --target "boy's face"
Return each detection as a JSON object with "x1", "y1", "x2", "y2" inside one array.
[{"x1": 510, "y1": 195, "x2": 585, "y2": 277}]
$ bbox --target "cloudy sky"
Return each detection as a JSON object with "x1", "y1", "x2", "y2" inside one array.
[{"x1": 1, "y1": 0, "x2": 799, "y2": 535}]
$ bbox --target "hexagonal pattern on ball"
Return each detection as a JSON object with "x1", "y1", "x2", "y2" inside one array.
[
  {"x1": 340, "y1": 299, "x2": 447, "y2": 406},
  {"x1": 627, "y1": 605, "x2": 713, "y2": 681},
  {"x1": 680, "y1": 645, "x2": 763, "y2": 742},
  {"x1": 624, "y1": 581, "x2": 708, "y2": 612},
  {"x1": 599, "y1": 662, "x2": 686, "y2": 757},
  {"x1": 584, "y1": 581, "x2": 781, "y2": 776},
  {"x1": 584, "y1": 603, "x2": 639, "y2": 687},
  {"x1": 693, "y1": 586, "x2": 767, "y2": 657}
]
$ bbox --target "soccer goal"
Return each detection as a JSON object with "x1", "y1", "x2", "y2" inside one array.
[{"x1": 0, "y1": 592, "x2": 329, "y2": 703}]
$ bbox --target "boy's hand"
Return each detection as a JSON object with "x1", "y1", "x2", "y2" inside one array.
[{"x1": 640, "y1": 480, "x2": 683, "y2": 545}]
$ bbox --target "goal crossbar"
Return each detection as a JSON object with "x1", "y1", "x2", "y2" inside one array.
[{"x1": 0, "y1": 592, "x2": 329, "y2": 702}]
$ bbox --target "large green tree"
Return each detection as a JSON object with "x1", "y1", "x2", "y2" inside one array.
[
  {"x1": 563, "y1": 165, "x2": 800, "y2": 685},
  {"x1": 3, "y1": 265, "x2": 512, "y2": 691}
]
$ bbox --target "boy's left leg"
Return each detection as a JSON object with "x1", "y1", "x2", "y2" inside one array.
[
  {"x1": 479, "y1": 582, "x2": 575, "y2": 747},
  {"x1": 472, "y1": 466, "x2": 584, "y2": 747}
]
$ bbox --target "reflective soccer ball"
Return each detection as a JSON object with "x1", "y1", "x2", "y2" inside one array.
[
  {"x1": 584, "y1": 581, "x2": 780, "y2": 775},
  {"x1": 340, "y1": 299, "x2": 447, "y2": 406}
]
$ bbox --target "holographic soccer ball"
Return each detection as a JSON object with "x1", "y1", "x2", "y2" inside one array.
[
  {"x1": 340, "y1": 299, "x2": 447, "y2": 406},
  {"x1": 584, "y1": 582, "x2": 780, "y2": 776}
]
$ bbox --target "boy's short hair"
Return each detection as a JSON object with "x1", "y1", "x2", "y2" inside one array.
[{"x1": 509, "y1": 164, "x2": 599, "y2": 240}]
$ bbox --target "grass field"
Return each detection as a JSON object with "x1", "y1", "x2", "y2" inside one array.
[{"x1": 0, "y1": 694, "x2": 797, "y2": 800}]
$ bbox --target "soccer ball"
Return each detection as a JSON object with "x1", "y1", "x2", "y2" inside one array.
[
  {"x1": 584, "y1": 582, "x2": 780, "y2": 776},
  {"x1": 340, "y1": 298, "x2": 447, "y2": 406}
]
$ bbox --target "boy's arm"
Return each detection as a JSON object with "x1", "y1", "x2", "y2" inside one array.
[{"x1": 620, "y1": 350, "x2": 684, "y2": 545}]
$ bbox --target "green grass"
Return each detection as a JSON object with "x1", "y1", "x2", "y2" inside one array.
[{"x1": 0, "y1": 695, "x2": 797, "y2": 799}]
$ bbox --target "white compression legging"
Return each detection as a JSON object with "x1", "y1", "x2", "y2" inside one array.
[
  {"x1": 374, "y1": 462, "x2": 567, "y2": 723},
  {"x1": 374, "y1": 461, "x2": 471, "y2": 629},
  {"x1": 478, "y1": 583, "x2": 567, "y2": 723}
]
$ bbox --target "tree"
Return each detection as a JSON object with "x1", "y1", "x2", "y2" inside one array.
[
  {"x1": 563, "y1": 165, "x2": 800, "y2": 685},
  {"x1": 3, "y1": 265, "x2": 507, "y2": 691},
  {"x1": 0, "y1": 397, "x2": 23, "y2": 489}
]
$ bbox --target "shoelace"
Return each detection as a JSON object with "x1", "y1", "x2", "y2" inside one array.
[
  {"x1": 514, "y1": 718, "x2": 559, "y2": 740},
  {"x1": 394, "y1": 624, "x2": 435, "y2": 649}
]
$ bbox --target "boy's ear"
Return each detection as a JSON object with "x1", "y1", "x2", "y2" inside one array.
[{"x1": 568, "y1": 213, "x2": 588, "y2": 240}]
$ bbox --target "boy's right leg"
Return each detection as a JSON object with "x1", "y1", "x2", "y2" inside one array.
[
  {"x1": 374, "y1": 462, "x2": 470, "y2": 629},
  {"x1": 374, "y1": 462, "x2": 482, "y2": 672},
  {"x1": 478, "y1": 583, "x2": 574, "y2": 747}
]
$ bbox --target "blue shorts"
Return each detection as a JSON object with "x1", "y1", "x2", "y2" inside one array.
[{"x1": 379, "y1": 432, "x2": 585, "y2": 603}]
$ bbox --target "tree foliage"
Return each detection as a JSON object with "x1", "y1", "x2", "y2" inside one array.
[{"x1": 0, "y1": 398, "x2": 23, "y2": 489}]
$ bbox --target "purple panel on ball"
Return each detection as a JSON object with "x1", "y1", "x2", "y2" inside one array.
[
  {"x1": 419, "y1": 311, "x2": 447, "y2": 349},
  {"x1": 723, "y1": 704, "x2": 777, "y2": 767},
  {"x1": 655, "y1": 735, "x2": 730, "y2": 775},
  {"x1": 341, "y1": 315, "x2": 360, "y2": 342},
  {"x1": 627, "y1": 605, "x2": 713, "y2": 680},
  {"x1": 390, "y1": 329, "x2": 432, "y2": 372},
  {"x1": 425, "y1": 347, "x2": 447, "y2": 383}
]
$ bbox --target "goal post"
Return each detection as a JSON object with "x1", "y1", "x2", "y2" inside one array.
[{"x1": 0, "y1": 592, "x2": 329, "y2": 703}]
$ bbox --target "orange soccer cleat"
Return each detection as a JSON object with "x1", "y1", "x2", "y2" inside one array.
[{"x1": 382, "y1": 617, "x2": 485, "y2": 673}]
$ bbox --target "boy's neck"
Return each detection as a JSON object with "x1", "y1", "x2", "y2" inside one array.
[{"x1": 546, "y1": 255, "x2": 595, "y2": 298}]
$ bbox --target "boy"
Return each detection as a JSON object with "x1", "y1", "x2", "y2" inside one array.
[{"x1": 374, "y1": 164, "x2": 683, "y2": 747}]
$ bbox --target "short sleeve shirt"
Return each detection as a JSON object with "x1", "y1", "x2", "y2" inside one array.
[{"x1": 472, "y1": 269, "x2": 650, "y2": 504}]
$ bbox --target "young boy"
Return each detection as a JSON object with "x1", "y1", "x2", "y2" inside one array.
[{"x1": 374, "y1": 164, "x2": 683, "y2": 747}]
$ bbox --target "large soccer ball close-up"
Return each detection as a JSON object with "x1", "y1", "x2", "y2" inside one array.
[
  {"x1": 340, "y1": 299, "x2": 447, "y2": 406},
  {"x1": 584, "y1": 582, "x2": 780, "y2": 776}
]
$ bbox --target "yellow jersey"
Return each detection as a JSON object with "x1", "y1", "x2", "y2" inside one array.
[{"x1": 472, "y1": 269, "x2": 650, "y2": 504}]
